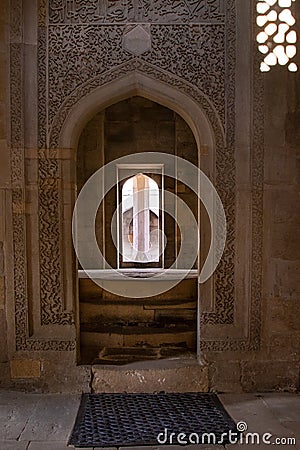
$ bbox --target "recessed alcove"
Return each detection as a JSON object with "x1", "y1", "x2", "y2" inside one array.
[{"x1": 77, "y1": 97, "x2": 200, "y2": 365}]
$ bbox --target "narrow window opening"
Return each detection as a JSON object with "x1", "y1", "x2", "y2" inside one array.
[{"x1": 121, "y1": 174, "x2": 160, "y2": 264}]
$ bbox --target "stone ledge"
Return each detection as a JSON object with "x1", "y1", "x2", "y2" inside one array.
[{"x1": 92, "y1": 359, "x2": 209, "y2": 393}]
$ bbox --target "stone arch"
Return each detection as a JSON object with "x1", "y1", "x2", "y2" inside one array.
[{"x1": 50, "y1": 67, "x2": 224, "y2": 155}]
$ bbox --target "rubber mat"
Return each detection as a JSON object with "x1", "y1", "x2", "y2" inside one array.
[{"x1": 69, "y1": 392, "x2": 238, "y2": 448}]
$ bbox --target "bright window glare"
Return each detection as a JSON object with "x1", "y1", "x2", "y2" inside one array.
[{"x1": 256, "y1": 0, "x2": 298, "y2": 72}]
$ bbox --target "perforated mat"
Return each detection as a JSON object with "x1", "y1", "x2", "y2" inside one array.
[{"x1": 69, "y1": 392, "x2": 237, "y2": 448}]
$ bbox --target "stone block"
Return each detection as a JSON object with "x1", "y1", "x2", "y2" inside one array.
[
  {"x1": 0, "y1": 392, "x2": 42, "y2": 439},
  {"x1": 0, "y1": 442, "x2": 28, "y2": 450},
  {"x1": 272, "y1": 191, "x2": 300, "y2": 224},
  {"x1": 0, "y1": 362, "x2": 10, "y2": 387},
  {"x1": 144, "y1": 299, "x2": 197, "y2": 310},
  {"x1": 80, "y1": 331, "x2": 123, "y2": 348},
  {"x1": 118, "y1": 447, "x2": 223, "y2": 450},
  {"x1": 10, "y1": 359, "x2": 41, "y2": 379},
  {"x1": 268, "y1": 334, "x2": 300, "y2": 360},
  {"x1": 0, "y1": 276, "x2": 4, "y2": 309},
  {"x1": 28, "y1": 444, "x2": 80, "y2": 450},
  {"x1": 267, "y1": 297, "x2": 300, "y2": 334},
  {"x1": 0, "y1": 140, "x2": 10, "y2": 185},
  {"x1": 220, "y1": 393, "x2": 298, "y2": 445},
  {"x1": 80, "y1": 302, "x2": 154, "y2": 323},
  {"x1": 271, "y1": 223, "x2": 300, "y2": 260},
  {"x1": 241, "y1": 361, "x2": 299, "y2": 392},
  {"x1": 123, "y1": 330, "x2": 196, "y2": 348},
  {"x1": 0, "y1": 311, "x2": 7, "y2": 361},
  {"x1": 20, "y1": 394, "x2": 80, "y2": 442},
  {"x1": 264, "y1": 153, "x2": 297, "y2": 185},
  {"x1": 92, "y1": 361, "x2": 209, "y2": 393},
  {"x1": 210, "y1": 360, "x2": 242, "y2": 393},
  {"x1": 269, "y1": 259, "x2": 300, "y2": 301},
  {"x1": 41, "y1": 358, "x2": 91, "y2": 393},
  {"x1": 154, "y1": 308, "x2": 196, "y2": 323},
  {"x1": 261, "y1": 393, "x2": 300, "y2": 423}
]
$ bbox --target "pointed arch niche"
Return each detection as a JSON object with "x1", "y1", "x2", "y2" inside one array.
[{"x1": 59, "y1": 74, "x2": 217, "y2": 364}]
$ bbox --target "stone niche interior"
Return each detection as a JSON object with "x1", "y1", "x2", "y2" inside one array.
[{"x1": 77, "y1": 97, "x2": 199, "y2": 365}]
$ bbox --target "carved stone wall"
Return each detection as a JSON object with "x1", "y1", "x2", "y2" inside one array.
[{"x1": 7, "y1": 0, "x2": 267, "y2": 377}]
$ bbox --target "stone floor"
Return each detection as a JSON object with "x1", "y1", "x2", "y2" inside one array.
[{"x1": 0, "y1": 391, "x2": 299, "y2": 449}]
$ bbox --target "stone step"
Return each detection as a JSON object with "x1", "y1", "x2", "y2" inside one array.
[
  {"x1": 81, "y1": 328, "x2": 196, "y2": 348},
  {"x1": 92, "y1": 360, "x2": 209, "y2": 393},
  {"x1": 80, "y1": 304, "x2": 196, "y2": 326},
  {"x1": 80, "y1": 344, "x2": 196, "y2": 365},
  {"x1": 80, "y1": 297, "x2": 197, "y2": 308},
  {"x1": 80, "y1": 302, "x2": 155, "y2": 323},
  {"x1": 80, "y1": 322, "x2": 195, "y2": 334}
]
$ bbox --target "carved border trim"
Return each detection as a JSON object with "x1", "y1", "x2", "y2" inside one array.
[
  {"x1": 9, "y1": 0, "x2": 263, "y2": 352},
  {"x1": 47, "y1": 1, "x2": 238, "y2": 335},
  {"x1": 10, "y1": 0, "x2": 75, "y2": 351}
]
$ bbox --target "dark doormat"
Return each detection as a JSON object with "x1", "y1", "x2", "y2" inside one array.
[{"x1": 69, "y1": 392, "x2": 238, "y2": 448}]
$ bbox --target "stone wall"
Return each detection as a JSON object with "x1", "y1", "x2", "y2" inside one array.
[
  {"x1": 0, "y1": 0, "x2": 10, "y2": 386},
  {"x1": 206, "y1": 67, "x2": 300, "y2": 393},
  {"x1": 0, "y1": 0, "x2": 298, "y2": 392}
]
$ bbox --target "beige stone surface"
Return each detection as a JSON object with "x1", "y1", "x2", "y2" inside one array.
[
  {"x1": 92, "y1": 361, "x2": 209, "y2": 393},
  {"x1": 10, "y1": 360, "x2": 41, "y2": 379},
  {"x1": 0, "y1": 442, "x2": 28, "y2": 450},
  {"x1": 210, "y1": 360, "x2": 242, "y2": 393},
  {"x1": 80, "y1": 302, "x2": 154, "y2": 323},
  {"x1": 241, "y1": 360, "x2": 299, "y2": 393},
  {"x1": 28, "y1": 444, "x2": 89, "y2": 450},
  {"x1": 0, "y1": 276, "x2": 5, "y2": 309},
  {"x1": 123, "y1": 330, "x2": 196, "y2": 348},
  {"x1": 0, "y1": 0, "x2": 298, "y2": 394}
]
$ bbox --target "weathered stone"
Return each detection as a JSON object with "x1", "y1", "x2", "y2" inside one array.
[
  {"x1": 268, "y1": 334, "x2": 300, "y2": 360},
  {"x1": 0, "y1": 312, "x2": 7, "y2": 361},
  {"x1": 10, "y1": 360, "x2": 41, "y2": 379},
  {"x1": 0, "y1": 442, "x2": 28, "y2": 450},
  {"x1": 123, "y1": 330, "x2": 196, "y2": 348},
  {"x1": 0, "y1": 362, "x2": 10, "y2": 387},
  {"x1": 80, "y1": 302, "x2": 154, "y2": 323},
  {"x1": 19, "y1": 394, "x2": 80, "y2": 441},
  {"x1": 40, "y1": 357, "x2": 91, "y2": 393},
  {"x1": 81, "y1": 331, "x2": 123, "y2": 348},
  {"x1": 0, "y1": 392, "x2": 42, "y2": 440},
  {"x1": 269, "y1": 260, "x2": 300, "y2": 301},
  {"x1": 122, "y1": 25, "x2": 151, "y2": 56},
  {"x1": 28, "y1": 444, "x2": 88, "y2": 450},
  {"x1": 0, "y1": 141, "x2": 10, "y2": 186},
  {"x1": 222, "y1": 393, "x2": 298, "y2": 449},
  {"x1": 267, "y1": 297, "x2": 300, "y2": 334},
  {"x1": 271, "y1": 223, "x2": 300, "y2": 260},
  {"x1": 92, "y1": 361, "x2": 209, "y2": 393},
  {"x1": 240, "y1": 361, "x2": 299, "y2": 392},
  {"x1": 0, "y1": 276, "x2": 5, "y2": 309},
  {"x1": 210, "y1": 360, "x2": 242, "y2": 393}
]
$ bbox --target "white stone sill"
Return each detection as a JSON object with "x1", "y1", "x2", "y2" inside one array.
[{"x1": 78, "y1": 269, "x2": 198, "y2": 280}]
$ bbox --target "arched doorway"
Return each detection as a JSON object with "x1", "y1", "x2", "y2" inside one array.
[
  {"x1": 77, "y1": 97, "x2": 200, "y2": 364},
  {"x1": 54, "y1": 73, "x2": 218, "y2": 367}
]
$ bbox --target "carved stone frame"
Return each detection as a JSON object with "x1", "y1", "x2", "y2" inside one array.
[{"x1": 8, "y1": 0, "x2": 263, "y2": 358}]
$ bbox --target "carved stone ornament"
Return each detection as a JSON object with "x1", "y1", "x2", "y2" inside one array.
[
  {"x1": 9, "y1": 0, "x2": 264, "y2": 352},
  {"x1": 122, "y1": 24, "x2": 151, "y2": 56}
]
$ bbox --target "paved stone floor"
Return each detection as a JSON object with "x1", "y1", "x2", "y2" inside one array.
[{"x1": 0, "y1": 391, "x2": 299, "y2": 449}]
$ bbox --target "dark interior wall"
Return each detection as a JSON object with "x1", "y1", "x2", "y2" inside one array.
[
  {"x1": 77, "y1": 96, "x2": 198, "y2": 269},
  {"x1": 77, "y1": 97, "x2": 199, "y2": 364}
]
